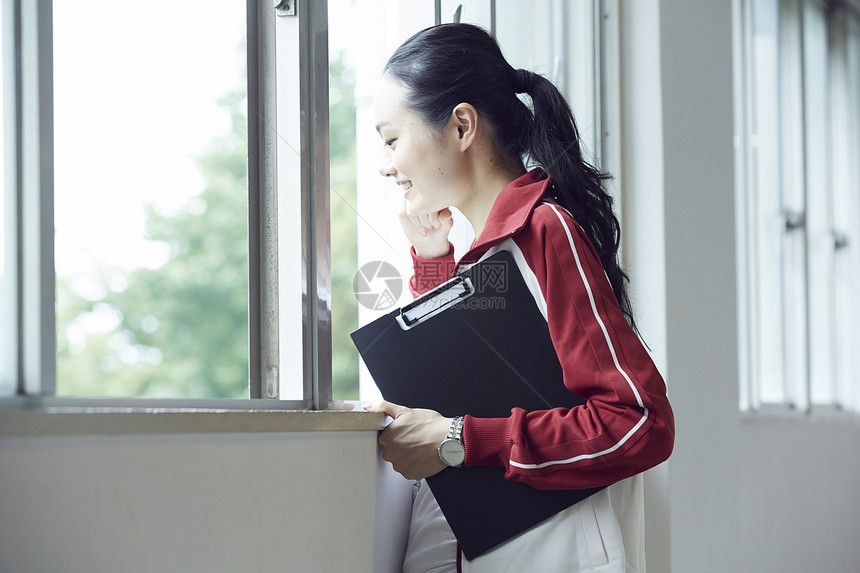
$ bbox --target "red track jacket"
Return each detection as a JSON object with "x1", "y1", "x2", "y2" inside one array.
[{"x1": 408, "y1": 169, "x2": 675, "y2": 491}]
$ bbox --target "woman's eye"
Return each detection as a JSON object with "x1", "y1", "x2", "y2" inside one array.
[{"x1": 383, "y1": 138, "x2": 396, "y2": 148}]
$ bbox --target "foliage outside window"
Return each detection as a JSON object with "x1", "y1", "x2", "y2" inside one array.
[{"x1": 53, "y1": 1, "x2": 252, "y2": 398}]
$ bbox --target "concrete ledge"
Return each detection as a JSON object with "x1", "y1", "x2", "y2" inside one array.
[{"x1": 0, "y1": 406, "x2": 386, "y2": 437}]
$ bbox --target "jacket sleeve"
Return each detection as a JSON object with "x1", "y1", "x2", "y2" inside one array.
[
  {"x1": 462, "y1": 204, "x2": 675, "y2": 490},
  {"x1": 408, "y1": 243, "x2": 458, "y2": 297}
]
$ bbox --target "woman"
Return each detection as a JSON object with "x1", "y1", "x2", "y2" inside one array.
[{"x1": 367, "y1": 23, "x2": 674, "y2": 572}]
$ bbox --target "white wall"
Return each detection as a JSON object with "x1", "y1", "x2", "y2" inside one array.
[
  {"x1": 619, "y1": 0, "x2": 670, "y2": 569},
  {"x1": 0, "y1": 430, "x2": 411, "y2": 573},
  {"x1": 623, "y1": 1, "x2": 860, "y2": 571}
]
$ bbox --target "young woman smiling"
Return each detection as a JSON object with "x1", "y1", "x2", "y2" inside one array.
[{"x1": 367, "y1": 23, "x2": 674, "y2": 573}]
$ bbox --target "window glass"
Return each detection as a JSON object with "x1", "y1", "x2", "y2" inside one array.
[
  {"x1": 736, "y1": 0, "x2": 860, "y2": 413},
  {"x1": 849, "y1": 15, "x2": 860, "y2": 413},
  {"x1": 0, "y1": 2, "x2": 12, "y2": 396},
  {"x1": 333, "y1": 0, "x2": 435, "y2": 402},
  {"x1": 829, "y1": 9, "x2": 860, "y2": 411},
  {"x1": 777, "y1": 0, "x2": 810, "y2": 410},
  {"x1": 749, "y1": 0, "x2": 787, "y2": 404},
  {"x1": 53, "y1": 1, "x2": 249, "y2": 398},
  {"x1": 802, "y1": 1, "x2": 833, "y2": 404},
  {"x1": 330, "y1": 0, "x2": 360, "y2": 400},
  {"x1": 738, "y1": 0, "x2": 810, "y2": 409},
  {"x1": 497, "y1": 0, "x2": 598, "y2": 163}
]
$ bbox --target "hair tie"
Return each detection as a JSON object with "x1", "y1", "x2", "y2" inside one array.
[{"x1": 513, "y1": 68, "x2": 534, "y2": 94}]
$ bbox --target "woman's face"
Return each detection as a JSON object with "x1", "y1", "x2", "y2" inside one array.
[{"x1": 372, "y1": 75, "x2": 468, "y2": 216}]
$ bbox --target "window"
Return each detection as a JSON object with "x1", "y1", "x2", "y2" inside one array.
[
  {"x1": 734, "y1": 0, "x2": 860, "y2": 413},
  {"x1": 2, "y1": 0, "x2": 610, "y2": 411},
  {"x1": 52, "y1": 1, "x2": 249, "y2": 399},
  {"x1": 2, "y1": 0, "x2": 329, "y2": 407}
]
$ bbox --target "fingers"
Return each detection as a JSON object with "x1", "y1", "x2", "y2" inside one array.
[
  {"x1": 421, "y1": 211, "x2": 441, "y2": 230},
  {"x1": 413, "y1": 212, "x2": 436, "y2": 237},
  {"x1": 381, "y1": 400, "x2": 411, "y2": 419},
  {"x1": 399, "y1": 200, "x2": 451, "y2": 237},
  {"x1": 398, "y1": 202, "x2": 428, "y2": 237},
  {"x1": 373, "y1": 407, "x2": 449, "y2": 481},
  {"x1": 438, "y1": 208, "x2": 454, "y2": 232},
  {"x1": 397, "y1": 201, "x2": 453, "y2": 259},
  {"x1": 363, "y1": 400, "x2": 410, "y2": 419}
]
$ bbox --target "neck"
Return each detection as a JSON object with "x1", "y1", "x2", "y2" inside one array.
[{"x1": 458, "y1": 158, "x2": 525, "y2": 239}]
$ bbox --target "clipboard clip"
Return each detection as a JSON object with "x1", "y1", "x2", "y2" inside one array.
[{"x1": 396, "y1": 275, "x2": 475, "y2": 330}]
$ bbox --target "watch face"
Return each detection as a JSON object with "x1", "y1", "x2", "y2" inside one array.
[{"x1": 439, "y1": 439, "x2": 466, "y2": 466}]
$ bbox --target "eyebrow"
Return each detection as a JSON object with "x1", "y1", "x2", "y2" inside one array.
[{"x1": 374, "y1": 121, "x2": 390, "y2": 135}]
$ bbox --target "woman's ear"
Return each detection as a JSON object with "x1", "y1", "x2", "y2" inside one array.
[{"x1": 448, "y1": 103, "x2": 480, "y2": 152}]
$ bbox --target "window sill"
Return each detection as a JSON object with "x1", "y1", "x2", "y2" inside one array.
[
  {"x1": 740, "y1": 403, "x2": 859, "y2": 424},
  {"x1": 0, "y1": 398, "x2": 386, "y2": 437}
]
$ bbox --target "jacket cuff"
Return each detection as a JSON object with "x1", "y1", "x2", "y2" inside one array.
[
  {"x1": 463, "y1": 415, "x2": 513, "y2": 468},
  {"x1": 408, "y1": 243, "x2": 456, "y2": 296}
]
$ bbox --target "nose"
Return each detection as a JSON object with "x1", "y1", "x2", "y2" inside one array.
[{"x1": 378, "y1": 148, "x2": 395, "y2": 178}]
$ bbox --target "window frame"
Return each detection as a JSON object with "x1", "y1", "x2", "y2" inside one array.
[
  {"x1": 1, "y1": 0, "x2": 335, "y2": 411},
  {"x1": 248, "y1": 0, "x2": 333, "y2": 407},
  {"x1": 734, "y1": 0, "x2": 860, "y2": 415},
  {"x1": 2, "y1": 0, "x2": 56, "y2": 398}
]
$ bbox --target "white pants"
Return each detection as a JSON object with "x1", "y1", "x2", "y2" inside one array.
[
  {"x1": 402, "y1": 480, "x2": 458, "y2": 573},
  {"x1": 402, "y1": 476, "x2": 646, "y2": 573}
]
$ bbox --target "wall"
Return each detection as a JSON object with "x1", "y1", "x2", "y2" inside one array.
[
  {"x1": 619, "y1": 0, "x2": 670, "y2": 569},
  {"x1": 0, "y1": 429, "x2": 411, "y2": 573},
  {"x1": 624, "y1": 0, "x2": 860, "y2": 571}
]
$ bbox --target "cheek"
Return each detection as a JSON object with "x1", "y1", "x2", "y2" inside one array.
[
  {"x1": 392, "y1": 133, "x2": 449, "y2": 183},
  {"x1": 392, "y1": 143, "x2": 423, "y2": 178}
]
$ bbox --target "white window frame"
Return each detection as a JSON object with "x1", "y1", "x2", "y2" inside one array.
[{"x1": 734, "y1": 0, "x2": 860, "y2": 414}]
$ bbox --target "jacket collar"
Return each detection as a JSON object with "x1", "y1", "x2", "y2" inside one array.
[{"x1": 460, "y1": 169, "x2": 551, "y2": 263}]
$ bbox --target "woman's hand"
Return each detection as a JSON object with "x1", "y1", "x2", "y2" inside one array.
[
  {"x1": 398, "y1": 200, "x2": 454, "y2": 259},
  {"x1": 365, "y1": 400, "x2": 451, "y2": 480}
]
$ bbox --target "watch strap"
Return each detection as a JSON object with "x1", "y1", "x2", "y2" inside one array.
[
  {"x1": 438, "y1": 416, "x2": 466, "y2": 468},
  {"x1": 447, "y1": 415, "x2": 464, "y2": 442}
]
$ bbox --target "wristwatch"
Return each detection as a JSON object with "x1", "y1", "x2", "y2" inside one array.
[{"x1": 438, "y1": 416, "x2": 466, "y2": 468}]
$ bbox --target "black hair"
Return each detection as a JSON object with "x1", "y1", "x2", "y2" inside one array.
[{"x1": 383, "y1": 23, "x2": 638, "y2": 330}]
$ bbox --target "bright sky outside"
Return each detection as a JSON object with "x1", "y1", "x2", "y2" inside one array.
[
  {"x1": 51, "y1": 1, "x2": 358, "y2": 284},
  {"x1": 1, "y1": 1, "x2": 358, "y2": 293},
  {"x1": 52, "y1": 0, "x2": 246, "y2": 290}
]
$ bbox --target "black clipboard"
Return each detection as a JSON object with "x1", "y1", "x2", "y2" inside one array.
[{"x1": 351, "y1": 250, "x2": 604, "y2": 560}]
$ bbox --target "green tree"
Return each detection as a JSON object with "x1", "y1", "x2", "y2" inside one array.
[
  {"x1": 58, "y1": 88, "x2": 250, "y2": 398},
  {"x1": 330, "y1": 52, "x2": 359, "y2": 399}
]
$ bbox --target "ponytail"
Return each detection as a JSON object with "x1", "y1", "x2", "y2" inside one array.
[
  {"x1": 513, "y1": 69, "x2": 636, "y2": 330},
  {"x1": 384, "y1": 24, "x2": 637, "y2": 331}
]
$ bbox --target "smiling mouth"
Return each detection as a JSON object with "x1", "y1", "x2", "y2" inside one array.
[{"x1": 399, "y1": 181, "x2": 413, "y2": 192}]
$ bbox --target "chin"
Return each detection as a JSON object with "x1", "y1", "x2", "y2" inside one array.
[
  {"x1": 404, "y1": 198, "x2": 427, "y2": 215},
  {"x1": 406, "y1": 198, "x2": 444, "y2": 217}
]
